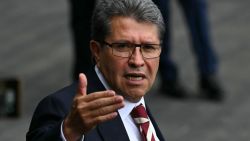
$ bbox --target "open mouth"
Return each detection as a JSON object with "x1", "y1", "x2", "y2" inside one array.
[{"x1": 125, "y1": 73, "x2": 146, "y2": 81}]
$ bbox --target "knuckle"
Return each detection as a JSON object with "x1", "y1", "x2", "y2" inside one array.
[
  {"x1": 91, "y1": 100, "x2": 103, "y2": 109},
  {"x1": 97, "y1": 107, "x2": 106, "y2": 115},
  {"x1": 89, "y1": 94, "x2": 96, "y2": 100},
  {"x1": 73, "y1": 97, "x2": 81, "y2": 106},
  {"x1": 91, "y1": 93, "x2": 100, "y2": 99}
]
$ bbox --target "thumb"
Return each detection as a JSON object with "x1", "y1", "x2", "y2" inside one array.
[{"x1": 77, "y1": 73, "x2": 87, "y2": 96}]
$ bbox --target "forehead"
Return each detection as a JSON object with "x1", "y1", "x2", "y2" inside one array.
[{"x1": 107, "y1": 16, "x2": 160, "y2": 43}]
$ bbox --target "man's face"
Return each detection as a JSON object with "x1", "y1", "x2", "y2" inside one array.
[{"x1": 92, "y1": 16, "x2": 160, "y2": 102}]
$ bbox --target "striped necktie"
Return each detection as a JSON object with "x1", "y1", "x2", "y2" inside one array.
[{"x1": 131, "y1": 104, "x2": 158, "y2": 141}]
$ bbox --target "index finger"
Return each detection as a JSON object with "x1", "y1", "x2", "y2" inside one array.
[{"x1": 82, "y1": 90, "x2": 117, "y2": 102}]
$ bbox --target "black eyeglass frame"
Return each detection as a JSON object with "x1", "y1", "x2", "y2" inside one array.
[{"x1": 101, "y1": 41, "x2": 162, "y2": 59}]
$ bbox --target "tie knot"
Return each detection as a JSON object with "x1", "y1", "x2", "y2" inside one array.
[{"x1": 131, "y1": 104, "x2": 148, "y2": 119}]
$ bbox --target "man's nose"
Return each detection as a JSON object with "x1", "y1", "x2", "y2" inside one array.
[{"x1": 128, "y1": 47, "x2": 145, "y2": 67}]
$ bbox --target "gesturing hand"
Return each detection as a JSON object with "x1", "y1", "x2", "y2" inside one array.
[{"x1": 63, "y1": 73, "x2": 124, "y2": 141}]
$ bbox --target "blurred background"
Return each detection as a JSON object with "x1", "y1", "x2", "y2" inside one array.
[{"x1": 0, "y1": 0, "x2": 249, "y2": 140}]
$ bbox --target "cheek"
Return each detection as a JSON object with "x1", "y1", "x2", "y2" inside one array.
[
  {"x1": 100, "y1": 56, "x2": 126, "y2": 82},
  {"x1": 148, "y1": 59, "x2": 159, "y2": 75},
  {"x1": 155, "y1": 61, "x2": 160, "y2": 73},
  {"x1": 111, "y1": 60, "x2": 126, "y2": 79},
  {"x1": 98, "y1": 51, "x2": 114, "y2": 69},
  {"x1": 146, "y1": 60, "x2": 160, "y2": 85}
]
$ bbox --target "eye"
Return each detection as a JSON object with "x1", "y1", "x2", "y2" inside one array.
[
  {"x1": 142, "y1": 44, "x2": 157, "y2": 52},
  {"x1": 115, "y1": 43, "x2": 128, "y2": 48},
  {"x1": 112, "y1": 43, "x2": 131, "y2": 52}
]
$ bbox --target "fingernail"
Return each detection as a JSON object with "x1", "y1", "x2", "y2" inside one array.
[
  {"x1": 107, "y1": 90, "x2": 115, "y2": 95},
  {"x1": 115, "y1": 95, "x2": 124, "y2": 102}
]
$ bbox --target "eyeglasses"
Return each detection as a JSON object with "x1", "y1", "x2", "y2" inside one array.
[{"x1": 102, "y1": 41, "x2": 161, "y2": 59}]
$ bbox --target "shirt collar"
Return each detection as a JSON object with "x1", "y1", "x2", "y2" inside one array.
[
  {"x1": 118, "y1": 98, "x2": 145, "y2": 120},
  {"x1": 95, "y1": 65, "x2": 110, "y2": 90}
]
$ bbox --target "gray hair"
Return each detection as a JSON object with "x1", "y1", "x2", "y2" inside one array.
[{"x1": 91, "y1": 0, "x2": 165, "y2": 42}]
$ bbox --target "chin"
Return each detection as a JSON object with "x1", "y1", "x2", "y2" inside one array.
[
  {"x1": 126, "y1": 96, "x2": 143, "y2": 103},
  {"x1": 125, "y1": 89, "x2": 147, "y2": 102}
]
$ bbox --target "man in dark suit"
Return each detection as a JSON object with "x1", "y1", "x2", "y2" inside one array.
[{"x1": 27, "y1": 0, "x2": 166, "y2": 140}]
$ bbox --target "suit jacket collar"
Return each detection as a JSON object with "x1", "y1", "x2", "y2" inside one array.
[
  {"x1": 97, "y1": 115, "x2": 130, "y2": 141},
  {"x1": 86, "y1": 69, "x2": 106, "y2": 94},
  {"x1": 146, "y1": 106, "x2": 166, "y2": 141}
]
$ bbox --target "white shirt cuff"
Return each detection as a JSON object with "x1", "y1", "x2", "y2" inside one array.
[{"x1": 61, "y1": 121, "x2": 84, "y2": 141}]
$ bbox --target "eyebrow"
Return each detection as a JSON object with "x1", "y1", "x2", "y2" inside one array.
[{"x1": 110, "y1": 40, "x2": 160, "y2": 44}]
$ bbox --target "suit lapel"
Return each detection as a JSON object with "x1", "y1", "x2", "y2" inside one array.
[
  {"x1": 86, "y1": 70, "x2": 106, "y2": 93},
  {"x1": 86, "y1": 70, "x2": 130, "y2": 141},
  {"x1": 97, "y1": 115, "x2": 130, "y2": 141},
  {"x1": 146, "y1": 106, "x2": 166, "y2": 141}
]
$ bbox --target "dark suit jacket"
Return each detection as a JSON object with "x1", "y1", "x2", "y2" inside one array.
[{"x1": 26, "y1": 71, "x2": 165, "y2": 141}]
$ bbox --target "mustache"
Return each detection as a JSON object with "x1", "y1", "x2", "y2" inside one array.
[{"x1": 125, "y1": 67, "x2": 145, "y2": 73}]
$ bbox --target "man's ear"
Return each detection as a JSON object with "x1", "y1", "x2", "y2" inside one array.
[{"x1": 90, "y1": 40, "x2": 101, "y2": 66}]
